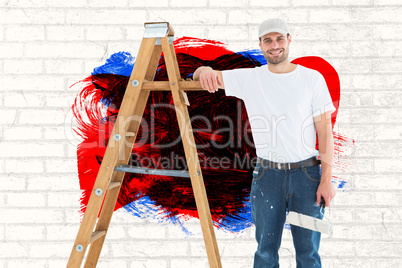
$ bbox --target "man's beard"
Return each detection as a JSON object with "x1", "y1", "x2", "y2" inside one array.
[{"x1": 263, "y1": 48, "x2": 289, "y2": 65}]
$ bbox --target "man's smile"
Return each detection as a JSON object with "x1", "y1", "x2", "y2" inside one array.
[{"x1": 269, "y1": 49, "x2": 283, "y2": 55}]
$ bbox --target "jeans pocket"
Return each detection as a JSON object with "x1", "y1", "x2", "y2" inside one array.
[
  {"x1": 303, "y1": 165, "x2": 321, "y2": 182},
  {"x1": 252, "y1": 163, "x2": 264, "y2": 181}
]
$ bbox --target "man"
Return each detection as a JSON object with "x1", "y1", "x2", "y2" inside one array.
[{"x1": 193, "y1": 18, "x2": 336, "y2": 267}]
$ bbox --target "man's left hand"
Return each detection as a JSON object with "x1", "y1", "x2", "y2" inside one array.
[{"x1": 316, "y1": 178, "x2": 336, "y2": 207}]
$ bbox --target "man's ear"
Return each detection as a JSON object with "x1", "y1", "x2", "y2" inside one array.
[{"x1": 288, "y1": 34, "x2": 292, "y2": 45}]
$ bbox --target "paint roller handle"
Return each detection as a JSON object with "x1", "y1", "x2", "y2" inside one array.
[{"x1": 320, "y1": 197, "x2": 326, "y2": 209}]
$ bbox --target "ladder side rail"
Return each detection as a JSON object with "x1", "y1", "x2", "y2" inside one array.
[
  {"x1": 160, "y1": 36, "x2": 222, "y2": 268},
  {"x1": 83, "y1": 42, "x2": 163, "y2": 268},
  {"x1": 67, "y1": 37, "x2": 157, "y2": 268}
]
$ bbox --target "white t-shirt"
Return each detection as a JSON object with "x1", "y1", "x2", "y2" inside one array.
[{"x1": 222, "y1": 64, "x2": 336, "y2": 163}]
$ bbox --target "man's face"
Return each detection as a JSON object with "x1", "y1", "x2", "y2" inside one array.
[{"x1": 259, "y1": 32, "x2": 291, "y2": 65}]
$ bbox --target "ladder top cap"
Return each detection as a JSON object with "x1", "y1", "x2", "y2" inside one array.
[{"x1": 144, "y1": 22, "x2": 175, "y2": 37}]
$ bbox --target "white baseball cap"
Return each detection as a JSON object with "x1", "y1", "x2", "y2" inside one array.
[{"x1": 258, "y1": 18, "x2": 290, "y2": 38}]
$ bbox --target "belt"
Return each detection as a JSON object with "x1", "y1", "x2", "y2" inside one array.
[{"x1": 257, "y1": 156, "x2": 321, "y2": 170}]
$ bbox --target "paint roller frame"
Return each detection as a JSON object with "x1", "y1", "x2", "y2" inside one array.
[{"x1": 286, "y1": 197, "x2": 333, "y2": 235}]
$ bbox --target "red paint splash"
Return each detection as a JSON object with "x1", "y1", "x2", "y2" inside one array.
[{"x1": 71, "y1": 37, "x2": 350, "y2": 231}]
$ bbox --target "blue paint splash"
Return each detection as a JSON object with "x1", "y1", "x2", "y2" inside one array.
[
  {"x1": 123, "y1": 196, "x2": 193, "y2": 235},
  {"x1": 92, "y1": 52, "x2": 135, "y2": 77},
  {"x1": 237, "y1": 49, "x2": 266, "y2": 65}
]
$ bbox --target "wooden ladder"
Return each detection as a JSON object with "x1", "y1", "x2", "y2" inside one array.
[{"x1": 66, "y1": 22, "x2": 222, "y2": 268}]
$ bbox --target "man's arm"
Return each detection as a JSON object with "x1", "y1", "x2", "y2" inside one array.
[
  {"x1": 193, "y1": 66, "x2": 225, "y2": 92},
  {"x1": 314, "y1": 110, "x2": 336, "y2": 207}
]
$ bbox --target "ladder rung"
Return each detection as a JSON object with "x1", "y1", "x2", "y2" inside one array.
[
  {"x1": 142, "y1": 81, "x2": 203, "y2": 91},
  {"x1": 114, "y1": 165, "x2": 191, "y2": 178},
  {"x1": 107, "y1": 182, "x2": 121, "y2": 190},
  {"x1": 89, "y1": 230, "x2": 106, "y2": 244}
]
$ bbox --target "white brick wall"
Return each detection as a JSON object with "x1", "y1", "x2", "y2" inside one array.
[{"x1": 1, "y1": 1, "x2": 401, "y2": 267}]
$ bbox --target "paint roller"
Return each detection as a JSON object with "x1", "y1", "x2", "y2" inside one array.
[{"x1": 286, "y1": 198, "x2": 333, "y2": 235}]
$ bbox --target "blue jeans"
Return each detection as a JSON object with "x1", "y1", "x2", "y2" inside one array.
[{"x1": 251, "y1": 159, "x2": 323, "y2": 268}]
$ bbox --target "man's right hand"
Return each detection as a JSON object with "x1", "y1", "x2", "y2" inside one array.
[{"x1": 193, "y1": 66, "x2": 224, "y2": 93}]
